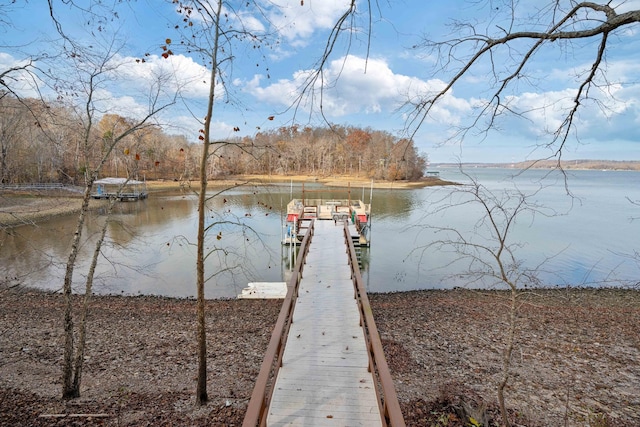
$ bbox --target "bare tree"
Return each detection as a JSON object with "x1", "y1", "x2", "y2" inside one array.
[
  {"x1": 0, "y1": 97, "x2": 28, "y2": 183},
  {"x1": 70, "y1": 170, "x2": 140, "y2": 397},
  {"x1": 405, "y1": 2, "x2": 640, "y2": 161},
  {"x1": 624, "y1": 196, "x2": 640, "y2": 287},
  {"x1": 289, "y1": 0, "x2": 359, "y2": 124},
  {"x1": 414, "y1": 168, "x2": 555, "y2": 426},
  {"x1": 629, "y1": 196, "x2": 640, "y2": 218},
  {"x1": 168, "y1": 0, "x2": 279, "y2": 405},
  {"x1": 54, "y1": 33, "x2": 175, "y2": 397}
]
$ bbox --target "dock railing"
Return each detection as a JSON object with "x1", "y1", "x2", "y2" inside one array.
[
  {"x1": 343, "y1": 221, "x2": 406, "y2": 427},
  {"x1": 0, "y1": 183, "x2": 82, "y2": 193},
  {"x1": 242, "y1": 220, "x2": 315, "y2": 427}
]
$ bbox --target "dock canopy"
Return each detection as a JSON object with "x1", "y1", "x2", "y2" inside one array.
[
  {"x1": 94, "y1": 177, "x2": 145, "y2": 185},
  {"x1": 93, "y1": 177, "x2": 148, "y2": 201}
]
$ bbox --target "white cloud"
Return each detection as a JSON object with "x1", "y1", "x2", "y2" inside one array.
[
  {"x1": 601, "y1": 58, "x2": 640, "y2": 86},
  {"x1": 501, "y1": 89, "x2": 576, "y2": 135},
  {"x1": 114, "y1": 54, "x2": 212, "y2": 99},
  {"x1": 233, "y1": 10, "x2": 267, "y2": 34},
  {"x1": 248, "y1": 54, "x2": 471, "y2": 126},
  {"x1": 497, "y1": 72, "x2": 640, "y2": 144},
  {"x1": 175, "y1": 3, "x2": 267, "y2": 34},
  {"x1": 0, "y1": 52, "x2": 44, "y2": 98},
  {"x1": 263, "y1": 0, "x2": 354, "y2": 46},
  {"x1": 246, "y1": 70, "x2": 313, "y2": 106},
  {"x1": 95, "y1": 89, "x2": 149, "y2": 119},
  {"x1": 66, "y1": 53, "x2": 217, "y2": 129}
]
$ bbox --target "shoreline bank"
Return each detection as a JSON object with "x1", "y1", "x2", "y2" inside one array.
[
  {"x1": 1, "y1": 286, "x2": 638, "y2": 426},
  {"x1": 0, "y1": 174, "x2": 456, "y2": 227}
]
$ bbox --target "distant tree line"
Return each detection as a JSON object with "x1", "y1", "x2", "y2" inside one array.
[
  {"x1": 0, "y1": 94, "x2": 428, "y2": 184},
  {"x1": 215, "y1": 125, "x2": 428, "y2": 180}
]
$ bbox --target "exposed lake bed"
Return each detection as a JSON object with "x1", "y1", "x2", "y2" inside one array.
[{"x1": 1, "y1": 286, "x2": 638, "y2": 426}]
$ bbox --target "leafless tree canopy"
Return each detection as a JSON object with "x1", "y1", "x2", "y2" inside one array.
[
  {"x1": 0, "y1": 93, "x2": 427, "y2": 184},
  {"x1": 406, "y1": 1, "x2": 640, "y2": 160}
]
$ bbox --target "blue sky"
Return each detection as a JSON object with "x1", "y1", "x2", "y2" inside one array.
[{"x1": 2, "y1": 0, "x2": 640, "y2": 163}]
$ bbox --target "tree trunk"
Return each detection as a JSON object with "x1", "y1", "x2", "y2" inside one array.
[
  {"x1": 195, "y1": 127, "x2": 210, "y2": 405},
  {"x1": 71, "y1": 195, "x2": 115, "y2": 394},
  {"x1": 497, "y1": 288, "x2": 517, "y2": 427},
  {"x1": 195, "y1": 0, "x2": 223, "y2": 405},
  {"x1": 1, "y1": 144, "x2": 7, "y2": 183},
  {"x1": 62, "y1": 180, "x2": 94, "y2": 399}
]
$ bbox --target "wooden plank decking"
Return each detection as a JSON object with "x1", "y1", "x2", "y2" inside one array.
[{"x1": 267, "y1": 220, "x2": 382, "y2": 426}]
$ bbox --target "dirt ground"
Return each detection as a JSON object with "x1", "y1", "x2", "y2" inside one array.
[{"x1": 1, "y1": 286, "x2": 639, "y2": 426}]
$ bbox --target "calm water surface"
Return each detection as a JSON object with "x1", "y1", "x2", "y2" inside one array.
[{"x1": 1, "y1": 168, "x2": 638, "y2": 298}]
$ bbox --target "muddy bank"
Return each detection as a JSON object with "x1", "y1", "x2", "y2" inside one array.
[{"x1": 1, "y1": 287, "x2": 639, "y2": 426}]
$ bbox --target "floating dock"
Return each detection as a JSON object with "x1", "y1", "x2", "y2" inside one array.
[
  {"x1": 283, "y1": 198, "x2": 370, "y2": 247},
  {"x1": 91, "y1": 177, "x2": 148, "y2": 201}
]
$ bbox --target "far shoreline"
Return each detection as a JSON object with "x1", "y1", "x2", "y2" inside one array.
[
  {"x1": 149, "y1": 173, "x2": 458, "y2": 190},
  {"x1": 1, "y1": 175, "x2": 457, "y2": 227}
]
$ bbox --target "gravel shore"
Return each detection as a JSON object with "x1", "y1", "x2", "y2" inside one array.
[{"x1": 1, "y1": 287, "x2": 639, "y2": 426}]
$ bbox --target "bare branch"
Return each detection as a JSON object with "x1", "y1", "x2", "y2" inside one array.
[{"x1": 406, "y1": 2, "x2": 640, "y2": 160}]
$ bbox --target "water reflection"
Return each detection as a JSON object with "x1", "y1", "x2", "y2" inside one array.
[{"x1": 1, "y1": 172, "x2": 639, "y2": 298}]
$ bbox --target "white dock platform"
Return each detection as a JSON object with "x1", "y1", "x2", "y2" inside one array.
[{"x1": 267, "y1": 220, "x2": 382, "y2": 426}]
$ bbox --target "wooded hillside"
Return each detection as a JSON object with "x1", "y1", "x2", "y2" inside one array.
[{"x1": 0, "y1": 95, "x2": 427, "y2": 184}]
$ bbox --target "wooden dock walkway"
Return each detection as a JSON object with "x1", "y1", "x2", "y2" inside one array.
[{"x1": 267, "y1": 220, "x2": 382, "y2": 426}]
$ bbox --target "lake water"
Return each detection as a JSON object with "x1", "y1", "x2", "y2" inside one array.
[{"x1": 1, "y1": 168, "x2": 638, "y2": 298}]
